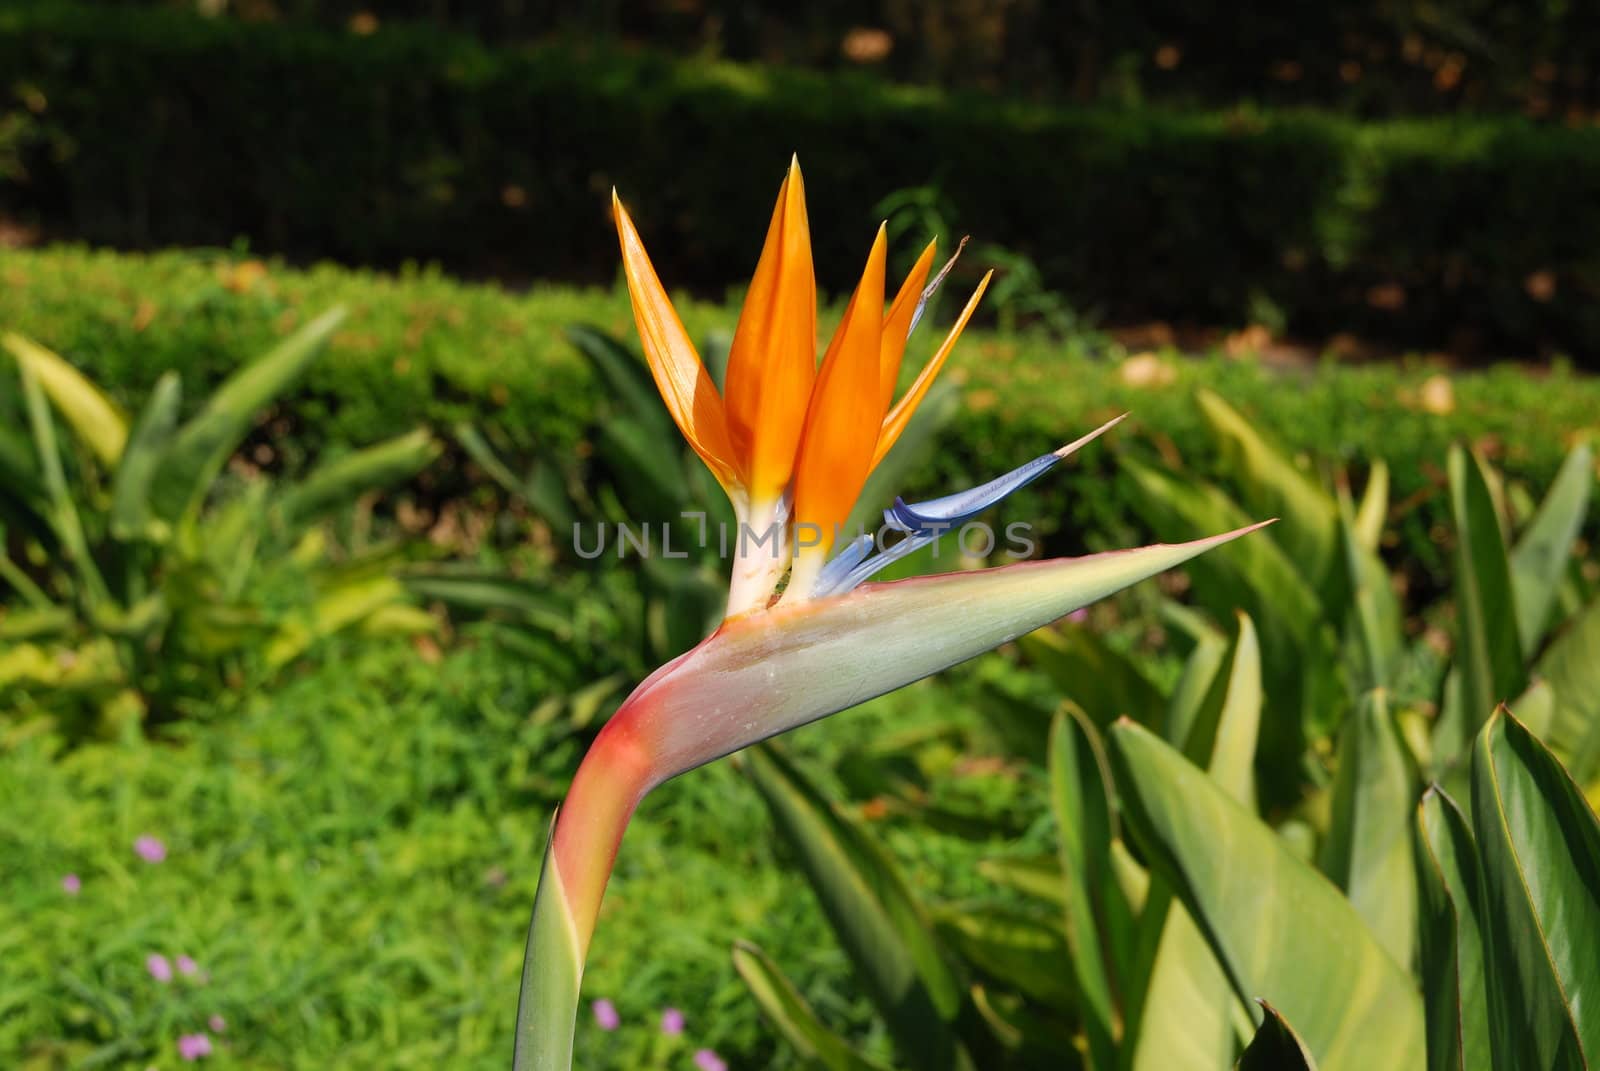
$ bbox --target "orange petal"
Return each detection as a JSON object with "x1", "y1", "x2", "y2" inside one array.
[
  {"x1": 872, "y1": 271, "x2": 992, "y2": 469},
  {"x1": 723, "y1": 157, "x2": 817, "y2": 505},
  {"x1": 791, "y1": 225, "x2": 888, "y2": 564},
  {"x1": 614, "y1": 192, "x2": 743, "y2": 495},
  {"x1": 877, "y1": 240, "x2": 938, "y2": 414}
]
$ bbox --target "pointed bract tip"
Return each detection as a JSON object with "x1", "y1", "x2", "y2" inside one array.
[{"x1": 1052, "y1": 413, "x2": 1130, "y2": 459}]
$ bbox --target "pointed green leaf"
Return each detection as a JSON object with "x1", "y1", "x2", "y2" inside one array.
[
  {"x1": 1438, "y1": 446, "x2": 1526, "y2": 762},
  {"x1": 1237, "y1": 1000, "x2": 1318, "y2": 1070},
  {"x1": 1196, "y1": 389, "x2": 1338, "y2": 587},
  {"x1": 3, "y1": 331, "x2": 127, "y2": 465},
  {"x1": 1338, "y1": 487, "x2": 1403, "y2": 694},
  {"x1": 744, "y1": 745, "x2": 965, "y2": 1071},
  {"x1": 17, "y1": 361, "x2": 108, "y2": 605},
  {"x1": 1119, "y1": 457, "x2": 1337, "y2": 794},
  {"x1": 1530, "y1": 597, "x2": 1600, "y2": 784},
  {"x1": 1109, "y1": 721, "x2": 1425, "y2": 1071},
  {"x1": 1130, "y1": 612, "x2": 1261, "y2": 1071},
  {"x1": 1413, "y1": 787, "x2": 1491, "y2": 1071},
  {"x1": 1353, "y1": 460, "x2": 1389, "y2": 554},
  {"x1": 151, "y1": 306, "x2": 346, "y2": 524},
  {"x1": 109, "y1": 371, "x2": 182, "y2": 543},
  {"x1": 1510, "y1": 442, "x2": 1592, "y2": 653},
  {"x1": 275, "y1": 428, "x2": 441, "y2": 526},
  {"x1": 513, "y1": 820, "x2": 582, "y2": 1071},
  {"x1": 1049, "y1": 706, "x2": 1128, "y2": 1068},
  {"x1": 932, "y1": 905, "x2": 1076, "y2": 1012},
  {"x1": 1471, "y1": 709, "x2": 1600, "y2": 1070},
  {"x1": 733, "y1": 941, "x2": 893, "y2": 1071},
  {"x1": 1319, "y1": 690, "x2": 1418, "y2": 967}
]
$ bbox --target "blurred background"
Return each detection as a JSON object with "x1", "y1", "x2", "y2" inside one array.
[{"x1": 2, "y1": 2, "x2": 1598, "y2": 1069}]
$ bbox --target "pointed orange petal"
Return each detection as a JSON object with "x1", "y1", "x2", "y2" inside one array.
[
  {"x1": 877, "y1": 240, "x2": 937, "y2": 413},
  {"x1": 614, "y1": 192, "x2": 743, "y2": 495},
  {"x1": 723, "y1": 157, "x2": 817, "y2": 505},
  {"x1": 791, "y1": 225, "x2": 888, "y2": 564},
  {"x1": 872, "y1": 271, "x2": 992, "y2": 469}
]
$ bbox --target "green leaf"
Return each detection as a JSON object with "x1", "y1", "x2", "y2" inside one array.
[
  {"x1": 151, "y1": 306, "x2": 345, "y2": 525},
  {"x1": 931, "y1": 905, "x2": 1076, "y2": 1012},
  {"x1": 1471, "y1": 709, "x2": 1600, "y2": 1070},
  {"x1": 1196, "y1": 389, "x2": 1337, "y2": 588},
  {"x1": 18, "y1": 360, "x2": 109, "y2": 606},
  {"x1": 565, "y1": 324, "x2": 675, "y2": 441},
  {"x1": 274, "y1": 428, "x2": 441, "y2": 526},
  {"x1": 109, "y1": 371, "x2": 182, "y2": 543},
  {"x1": 2, "y1": 331, "x2": 127, "y2": 465},
  {"x1": 513, "y1": 820, "x2": 582, "y2": 1071},
  {"x1": 732, "y1": 941, "x2": 893, "y2": 1071},
  {"x1": 1119, "y1": 457, "x2": 1336, "y2": 798},
  {"x1": 1352, "y1": 460, "x2": 1389, "y2": 554},
  {"x1": 1438, "y1": 446, "x2": 1526, "y2": 762},
  {"x1": 1413, "y1": 787, "x2": 1491, "y2": 1071},
  {"x1": 1049, "y1": 707, "x2": 1131, "y2": 1067},
  {"x1": 1529, "y1": 596, "x2": 1600, "y2": 784},
  {"x1": 1236, "y1": 1001, "x2": 1319, "y2": 1070},
  {"x1": 1337, "y1": 486, "x2": 1403, "y2": 694},
  {"x1": 744, "y1": 744, "x2": 966, "y2": 1071},
  {"x1": 1129, "y1": 612, "x2": 1261, "y2": 1071},
  {"x1": 1318, "y1": 690, "x2": 1418, "y2": 968},
  {"x1": 1509, "y1": 441, "x2": 1593, "y2": 653},
  {"x1": 1109, "y1": 720, "x2": 1426, "y2": 1071},
  {"x1": 1020, "y1": 622, "x2": 1165, "y2": 728}
]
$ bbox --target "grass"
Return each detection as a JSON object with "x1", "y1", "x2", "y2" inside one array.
[{"x1": 0, "y1": 626, "x2": 1055, "y2": 1069}]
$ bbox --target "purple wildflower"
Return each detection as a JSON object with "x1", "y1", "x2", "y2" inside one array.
[
  {"x1": 693, "y1": 1049, "x2": 728, "y2": 1071},
  {"x1": 176, "y1": 1033, "x2": 213, "y2": 1060},
  {"x1": 208, "y1": 1014, "x2": 227, "y2": 1033},
  {"x1": 176, "y1": 955, "x2": 200, "y2": 977},
  {"x1": 134, "y1": 835, "x2": 166, "y2": 863},
  {"x1": 61, "y1": 873, "x2": 81, "y2": 895},
  {"x1": 591, "y1": 998, "x2": 620, "y2": 1031},
  {"x1": 660, "y1": 1007, "x2": 686, "y2": 1036},
  {"x1": 147, "y1": 954, "x2": 174, "y2": 983}
]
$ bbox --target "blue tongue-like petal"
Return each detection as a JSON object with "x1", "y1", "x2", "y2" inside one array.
[
  {"x1": 885, "y1": 414, "x2": 1127, "y2": 533},
  {"x1": 809, "y1": 415, "x2": 1127, "y2": 598}
]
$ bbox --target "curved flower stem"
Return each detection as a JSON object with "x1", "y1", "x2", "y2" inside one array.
[{"x1": 513, "y1": 722, "x2": 654, "y2": 1070}]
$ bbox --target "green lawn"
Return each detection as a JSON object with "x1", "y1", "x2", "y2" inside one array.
[{"x1": 1, "y1": 628, "x2": 1055, "y2": 1069}]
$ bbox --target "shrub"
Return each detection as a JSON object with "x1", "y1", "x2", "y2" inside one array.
[
  {"x1": 0, "y1": 310, "x2": 440, "y2": 734},
  {"x1": 3, "y1": 4, "x2": 1600, "y2": 356}
]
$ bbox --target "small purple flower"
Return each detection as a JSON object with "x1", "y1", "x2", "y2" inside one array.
[
  {"x1": 176, "y1": 955, "x2": 200, "y2": 977},
  {"x1": 134, "y1": 835, "x2": 166, "y2": 863},
  {"x1": 591, "y1": 998, "x2": 620, "y2": 1031},
  {"x1": 61, "y1": 873, "x2": 81, "y2": 895},
  {"x1": 176, "y1": 1033, "x2": 212, "y2": 1060},
  {"x1": 660, "y1": 1007, "x2": 686, "y2": 1036},
  {"x1": 1067, "y1": 607, "x2": 1090, "y2": 623},
  {"x1": 147, "y1": 954, "x2": 174, "y2": 983},
  {"x1": 693, "y1": 1049, "x2": 728, "y2": 1071},
  {"x1": 208, "y1": 1014, "x2": 227, "y2": 1033}
]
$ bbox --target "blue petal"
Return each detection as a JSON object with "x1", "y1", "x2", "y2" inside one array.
[
  {"x1": 907, "y1": 238, "x2": 968, "y2": 337},
  {"x1": 812, "y1": 529, "x2": 941, "y2": 597},
  {"x1": 812, "y1": 533, "x2": 876, "y2": 594},
  {"x1": 886, "y1": 415, "x2": 1128, "y2": 533}
]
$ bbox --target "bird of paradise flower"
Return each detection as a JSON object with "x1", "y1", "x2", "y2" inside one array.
[{"x1": 514, "y1": 157, "x2": 1269, "y2": 1069}]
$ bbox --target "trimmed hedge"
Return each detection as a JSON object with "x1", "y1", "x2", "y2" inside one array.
[
  {"x1": 4, "y1": 246, "x2": 1598, "y2": 568},
  {"x1": 3, "y1": 4, "x2": 1600, "y2": 357}
]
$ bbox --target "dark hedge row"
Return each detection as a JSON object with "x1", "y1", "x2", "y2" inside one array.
[
  {"x1": 4, "y1": 247, "x2": 1597, "y2": 573},
  {"x1": 2, "y1": 5, "x2": 1599, "y2": 359}
]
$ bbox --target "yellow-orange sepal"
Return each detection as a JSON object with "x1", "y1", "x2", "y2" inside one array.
[
  {"x1": 723, "y1": 157, "x2": 817, "y2": 507},
  {"x1": 613, "y1": 192, "x2": 745, "y2": 499}
]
